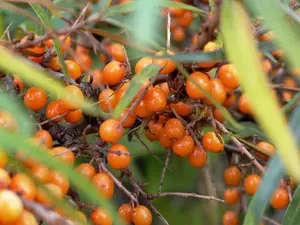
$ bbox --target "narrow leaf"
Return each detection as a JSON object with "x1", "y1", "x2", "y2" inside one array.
[{"x1": 283, "y1": 186, "x2": 300, "y2": 225}]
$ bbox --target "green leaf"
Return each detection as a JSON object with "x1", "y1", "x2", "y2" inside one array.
[
  {"x1": 221, "y1": 0, "x2": 300, "y2": 181},
  {"x1": 226, "y1": 122, "x2": 266, "y2": 139},
  {"x1": 113, "y1": 64, "x2": 161, "y2": 118},
  {"x1": 283, "y1": 186, "x2": 300, "y2": 225}
]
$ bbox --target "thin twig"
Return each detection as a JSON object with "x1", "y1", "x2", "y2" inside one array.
[
  {"x1": 0, "y1": 22, "x2": 12, "y2": 40},
  {"x1": 166, "y1": 12, "x2": 171, "y2": 50},
  {"x1": 158, "y1": 149, "x2": 171, "y2": 193},
  {"x1": 39, "y1": 112, "x2": 69, "y2": 126}
]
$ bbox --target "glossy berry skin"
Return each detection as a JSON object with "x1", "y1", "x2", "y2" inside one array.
[
  {"x1": 115, "y1": 82, "x2": 130, "y2": 104},
  {"x1": 187, "y1": 147, "x2": 207, "y2": 168},
  {"x1": 164, "y1": 118, "x2": 185, "y2": 140},
  {"x1": 51, "y1": 146, "x2": 75, "y2": 165},
  {"x1": 24, "y1": 87, "x2": 47, "y2": 111},
  {"x1": 45, "y1": 100, "x2": 68, "y2": 122},
  {"x1": 170, "y1": 102, "x2": 192, "y2": 117},
  {"x1": 13, "y1": 210, "x2": 38, "y2": 225},
  {"x1": 202, "y1": 132, "x2": 224, "y2": 153},
  {"x1": 110, "y1": 43, "x2": 126, "y2": 62},
  {"x1": 134, "y1": 100, "x2": 152, "y2": 118},
  {"x1": 107, "y1": 144, "x2": 131, "y2": 169},
  {"x1": 224, "y1": 189, "x2": 240, "y2": 205},
  {"x1": 98, "y1": 89, "x2": 117, "y2": 112},
  {"x1": 0, "y1": 168, "x2": 11, "y2": 189},
  {"x1": 223, "y1": 95, "x2": 237, "y2": 107},
  {"x1": 198, "y1": 42, "x2": 219, "y2": 68},
  {"x1": 13, "y1": 76, "x2": 24, "y2": 92},
  {"x1": 145, "y1": 120, "x2": 164, "y2": 141},
  {"x1": 144, "y1": 86, "x2": 167, "y2": 113},
  {"x1": 244, "y1": 174, "x2": 261, "y2": 196},
  {"x1": 222, "y1": 211, "x2": 239, "y2": 225},
  {"x1": 65, "y1": 60, "x2": 81, "y2": 80},
  {"x1": 0, "y1": 190, "x2": 24, "y2": 225},
  {"x1": 120, "y1": 108, "x2": 136, "y2": 128},
  {"x1": 61, "y1": 85, "x2": 84, "y2": 110},
  {"x1": 224, "y1": 167, "x2": 242, "y2": 187},
  {"x1": 255, "y1": 141, "x2": 275, "y2": 160},
  {"x1": 49, "y1": 170, "x2": 69, "y2": 195},
  {"x1": 35, "y1": 184, "x2": 63, "y2": 206},
  {"x1": 90, "y1": 207, "x2": 113, "y2": 225},
  {"x1": 186, "y1": 72, "x2": 211, "y2": 99},
  {"x1": 270, "y1": 187, "x2": 289, "y2": 209},
  {"x1": 132, "y1": 205, "x2": 152, "y2": 225},
  {"x1": 76, "y1": 163, "x2": 96, "y2": 180},
  {"x1": 75, "y1": 53, "x2": 92, "y2": 73},
  {"x1": 103, "y1": 61, "x2": 126, "y2": 85},
  {"x1": 172, "y1": 26, "x2": 185, "y2": 42},
  {"x1": 65, "y1": 109, "x2": 82, "y2": 124},
  {"x1": 218, "y1": 64, "x2": 239, "y2": 89},
  {"x1": 204, "y1": 78, "x2": 226, "y2": 105},
  {"x1": 177, "y1": 10, "x2": 193, "y2": 27},
  {"x1": 30, "y1": 164, "x2": 50, "y2": 183},
  {"x1": 0, "y1": 147, "x2": 8, "y2": 168},
  {"x1": 35, "y1": 130, "x2": 53, "y2": 149},
  {"x1": 90, "y1": 69, "x2": 103, "y2": 88},
  {"x1": 21, "y1": 35, "x2": 45, "y2": 63},
  {"x1": 238, "y1": 94, "x2": 252, "y2": 114},
  {"x1": 10, "y1": 173, "x2": 36, "y2": 200},
  {"x1": 172, "y1": 135, "x2": 195, "y2": 157},
  {"x1": 99, "y1": 119, "x2": 124, "y2": 143},
  {"x1": 118, "y1": 203, "x2": 133, "y2": 224},
  {"x1": 153, "y1": 51, "x2": 176, "y2": 75},
  {"x1": 159, "y1": 132, "x2": 173, "y2": 149},
  {"x1": 135, "y1": 57, "x2": 153, "y2": 74},
  {"x1": 92, "y1": 173, "x2": 114, "y2": 199},
  {"x1": 213, "y1": 108, "x2": 225, "y2": 123}
]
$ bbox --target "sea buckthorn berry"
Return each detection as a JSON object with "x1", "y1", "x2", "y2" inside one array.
[
  {"x1": 90, "y1": 207, "x2": 113, "y2": 225},
  {"x1": 204, "y1": 78, "x2": 226, "y2": 105},
  {"x1": 65, "y1": 60, "x2": 81, "y2": 80},
  {"x1": 35, "y1": 184, "x2": 63, "y2": 206},
  {"x1": 218, "y1": 64, "x2": 239, "y2": 89},
  {"x1": 172, "y1": 135, "x2": 195, "y2": 157},
  {"x1": 244, "y1": 174, "x2": 261, "y2": 196},
  {"x1": 255, "y1": 141, "x2": 275, "y2": 160},
  {"x1": 258, "y1": 31, "x2": 275, "y2": 42},
  {"x1": 110, "y1": 43, "x2": 126, "y2": 62},
  {"x1": 0, "y1": 168, "x2": 11, "y2": 189},
  {"x1": 61, "y1": 85, "x2": 84, "y2": 110},
  {"x1": 145, "y1": 120, "x2": 164, "y2": 141},
  {"x1": 46, "y1": 35, "x2": 71, "y2": 53},
  {"x1": 224, "y1": 189, "x2": 240, "y2": 205},
  {"x1": 213, "y1": 108, "x2": 225, "y2": 123},
  {"x1": 0, "y1": 190, "x2": 23, "y2": 225},
  {"x1": 103, "y1": 61, "x2": 126, "y2": 85},
  {"x1": 134, "y1": 99, "x2": 152, "y2": 118},
  {"x1": 177, "y1": 10, "x2": 193, "y2": 27},
  {"x1": 186, "y1": 72, "x2": 211, "y2": 99},
  {"x1": 30, "y1": 164, "x2": 50, "y2": 183},
  {"x1": 75, "y1": 53, "x2": 92, "y2": 73},
  {"x1": 238, "y1": 94, "x2": 252, "y2": 114},
  {"x1": 118, "y1": 203, "x2": 133, "y2": 224},
  {"x1": 99, "y1": 119, "x2": 124, "y2": 143},
  {"x1": 187, "y1": 147, "x2": 207, "y2": 168},
  {"x1": 198, "y1": 42, "x2": 219, "y2": 68},
  {"x1": 202, "y1": 132, "x2": 224, "y2": 153},
  {"x1": 262, "y1": 59, "x2": 272, "y2": 73},
  {"x1": 48, "y1": 56, "x2": 62, "y2": 71},
  {"x1": 21, "y1": 35, "x2": 45, "y2": 63},
  {"x1": 135, "y1": 57, "x2": 153, "y2": 74},
  {"x1": 90, "y1": 69, "x2": 103, "y2": 88},
  {"x1": 120, "y1": 108, "x2": 136, "y2": 128},
  {"x1": 159, "y1": 132, "x2": 173, "y2": 149},
  {"x1": 158, "y1": 115, "x2": 169, "y2": 124},
  {"x1": 168, "y1": 1, "x2": 184, "y2": 17},
  {"x1": 10, "y1": 173, "x2": 36, "y2": 200},
  {"x1": 46, "y1": 100, "x2": 68, "y2": 122},
  {"x1": 270, "y1": 187, "x2": 289, "y2": 209},
  {"x1": 283, "y1": 77, "x2": 297, "y2": 88},
  {"x1": 49, "y1": 170, "x2": 69, "y2": 195},
  {"x1": 223, "y1": 95, "x2": 237, "y2": 107},
  {"x1": 0, "y1": 110, "x2": 18, "y2": 131},
  {"x1": 0, "y1": 147, "x2": 8, "y2": 168},
  {"x1": 170, "y1": 102, "x2": 192, "y2": 116},
  {"x1": 51, "y1": 146, "x2": 75, "y2": 165},
  {"x1": 76, "y1": 163, "x2": 96, "y2": 180},
  {"x1": 115, "y1": 82, "x2": 130, "y2": 104},
  {"x1": 107, "y1": 144, "x2": 131, "y2": 169},
  {"x1": 153, "y1": 51, "x2": 176, "y2": 74},
  {"x1": 224, "y1": 167, "x2": 242, "y2": 187},
  {"x1": 92, "y1": 172, "x2": 114, "y2": 199},
  {"x1": 272, "y1": 49, "x2": 284, "y2": 59},
  {"x1": 24, "y1": 87, "x2": 47, "y2": 111},
  {"x1": 158, "y1": 82, "x2": 170, "y2": 96},
  {"x1": 14, "y1": 210, "x2": 38, "y2": 225},
  {"x1": 13, "y1": 76, "x2": 24, "y2": 92},
  {"x1": 76, "y1": 45, "x2": 89, "y2": 55},
  {"x1": 173, "y1": 26, "x2": 185, "y2": 42},
  {"x1": 132, "y1": 205, "x2": 152, "y2": 225},
  {"x1": 35, "y1": 130, "x2": 53, "y2": 149},
  {"x1": 98, "y1": 89, "x2": 117, "y2": 112},
  {"x1": 65, "y1": 109, "x2": 82, "y2": 124},
  {"x1": 164, "y1": 118, "x2": 185, "y2": 140},
  {"x1": 222, "y1": 211, "x2": 239, "y2": 225}
]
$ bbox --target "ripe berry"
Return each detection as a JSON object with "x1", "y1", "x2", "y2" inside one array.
[
  {"x1": 222, "y1": 211, "x2": 239, "y2": 225},
  {"x1": 224, "y1": 189, "x2": 240, "y2": 205},
  {"x1": 24, "y1": 87, "x2": 47, "y2": 111},
  {"x1": 204, "y1": 78, "x2": 226, "y2": 105},
  {"x1": 115, "y1": 82, "x2": 130, "y2": 104},
  {"x1": 224, "y1": 167, "x2": 241, "y2": 187},
  {"x1": 145, "y1": 120, "x2": 164, "y2": 141},
  {"x1": 45, "y1": 100, "x2": 68, "y2": 122},
  {"x1": 223, "y1": 95, "x2": 237, "y2": 107},
  {"x1": 120, "y1": 108, "x2": 136, "y2": 128},
  {"x1": 132, "y1": 205, "x2": 152, "y2": 225},
  {"x1": 110, "y1": 43, "x2": 126, "y2": 62},
  {"x1": 135, "y1": 57, "x2": 153, "y2": 74},
  {"x1": 46, "y1": 35, "x2": 71, "y2": 53},
  {"x1": 99, "y1": 119, "x2": 124, "y2": 143},
  {"x1": 170, "y1": 102, "x2": 192, "y2": 116},
  {"x1": 103, "y1": 61, "x2": 126, "y2": 85},
  {"x1": 198, "y1": 41, "x2": 219, "y2": 68},
  {"x1": 213, "y1": 108, "x2": 225, "y2": 123},
  {"x1": 76, "y1": 163, "x2": 96, "y2": 180},
  {"x1": 49, "y1": 170, "x2": 69, "y2": 195},
  {"x1": 65, "y1": 109, "x2": 82, "y2": 124},
  {"x1": 153, "y1": 51, "x2": 176, "y2": 74},
  {"x1": 92, "y1": 172, "x2": 114, "y2": 199},
  {"x1": 134, "y1": 99, "x2": 152, "y2": 118},
  {"x1": 14, "y1": 210, "x2": 38, "y2": 225},
  {"x1": 13, "y1": 76, "x2": 24, "y2": 92},
  {"x1": 90, "y1": 207, "x2": 113, "y2": 225},
  {"x1": 244, "y1": 174, "x2": 261, "y2": 196},
  {"x1": 118, "y1": 203, "x2": 133, "y2": 224},
  {"x1": 173, "y1": 26, "x2": 185, "y2": 42},
  {"x1": 186, "y1": 72, "x2": 211, "y2": 99},
  {"x1": 0, "y1": 147, "x2": 8, "y2": 168},
  {"x1": 35, "y1": 183, "x2": 63, "y2": 206},
  {"x1": 159, "y1": 132, "x2": 173, "y2": 149},
  {"x1": 158, "y1": 82, "x2": 170, "y2": 96},
  {"x1": 238, "y1": 94, "x2": 252, "y2": 114},
  {"x1": 255, "y1": 141, "x2": 275, "y2": 160},
  {"x1": 75, "y1": 53, "x2": 92, "y2": 73},
  {"x1": 10, "y1": 173, "x2": 36, "y2": 200},
  {"x1": 0, "y1": 168, "x2": 11, "y2": 189},
  {"x1": 172, "y1": 135, "x2": 195, "y2": 157},
  {"x1": 21, "y1": 35, "x2": 45, "y2": 63},
  {"x1": 202, "y1": 132, "x2": 224, "y2": 153},
  {"x1": 0, "y1": 110, "x2": 18, "y2": 131},
  {"x1": 144, "y1": 86, "x2": 167, "y2": 113},
  {"x1": 90, "y1": 69, "x2": 103, "y2": 88},
  {"x1": 65, "y1": 60, "x2": 81, "y2": 80},
  {"x1": 177, "y1": 10, "x2": 193, "y2": 27},
  {"x1": 30, "y1": 164, "x2": 50, "y2": 183},
  {"x1": 164, "y1": 118, "x2": 185, "y2": 140},
  {"x1": 270, "y1": 187, "x2": 289, "y2": 209},
  {"x1": 61, "y1": 85, "x2": 84, "y2": 110},
  {"x1": 35, "y1": 130, "x2": 53, "y2": 149},
  {"x1": 51, "y1": 146, "x2": 75, "y2": 165},
  {"x1": 168, "y1": 2, "x2": 184, "y2": 17},
  {"x1": 187, "y1": 147, "x2": 207, "y2": 168},
  {"x1": 218, "y1": 64, "x2": 239, "y2": 89},
  {"x1": 0, "y1": 190, "x2": 24, "y2": 225},
  {"x1": 48, "y1": 56, "x2": 61, "y2": 71},
  {"x1": 98, "y1": 88, "x2": 117, "y2": 112},
  {"x1": 107, "y1": 144, "x2": 131, "y2": 169}
]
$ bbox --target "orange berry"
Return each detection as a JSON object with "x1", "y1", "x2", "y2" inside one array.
[
  {"x1": 186, "y1": 72, "x2": 211, "y2": 99},
  {"x1": 90, "y1": 207, "x2": 113, "y2": 225},
  {"x1": 187, "y1": 147, "x2": 207, "y2": 167},
  {"x1": 51, "y1": 146, "x2": 75, "y2": 165},
  {"x1": 49, "y1": 170, "x2": 69, "y2": 195},
  {"x1": 172, "y1": 135, "x2": 195, "y2": 157},
  {"x1": 198, "y1": 42, "x2": 219, "y2": 68},
  {"x1": 35, "y1": 130, "x2": 53, "y2": 149},
  {"x1": 110, "y1": 43, "x2": 126, "y2": 62},
  {"x1": 224, "y1": 189, "x2": 240, "y2": 205},
  {"x1": 92, "y1": 172, "x2": 114, "y2": 199},
  {"x1": 13, "y1": 210, "x2": 38, "y2": 225},
  {"x1": 0, "y1": 190, "x2": 23, "y2": 225},
  {"x1": 283, "y1": 77, "x2": 297, "y2": 88},
  {"x1": 270, "y1": 187, "x2": 289, "y2": 209},
  {"x1": 258, "y1": 31, "x2": 275, "y2": 42},
  {"x1": 204, "y1": 78, "x2": 226, "y2": 105},
  {"x1": 134, "y1": 99, "x2": 152, "y2": 118},
  {"x1": 223, "y1": 95, "x2": 237, "y2": 107},
  {"x1": 24, "y1": 87, "x2": 47, "y2": 111},
  {"x1": 168, "y1": 1, "x2": 184, "y2": 17},
  {"x1": 173, "y1": 26, "x2": 185, "y2": 42},
  {"x1": 135, "y1": 57, "x2": 153, "y2": 74},
  {"x1": 98, "y1": 89, "x2": 117, "y2": 112},
  {"x1": 115, "y1": 82, "x2": 130, "y2": 104},
  {"x1": 0, "y1": 168, "x2": 11, "y2": 189},
  {"x1": 76, "y1": 53, "x2": 92, "y2": 73},
  {"x1": 244, "y1": 174, "x2": 261, "y2": 196},
  {"x1": 262, "y1": 59, "x2": 272, "y2": 73},
  {"x1": 238, "y1": 94, "x2": 252, "y2": 114},
  {"x1": 272, "y1": 49, "x2": 284, "y2": 59},
  {"x1": 61, "y1": 85, "x2": 84, "y2": 110},
  {"x1": 13, "y1": 76, "x2": 24, "y2": 92},
  {"x1": 170, "y1": 102, "x2": 192, "y2": 116},
  {"x1": 76, "y1": 45, "x2": 89, "y2": 55},
  {"x1": 213, "y1": 108, "x2": 225, "y2": 122},
  {"x1": 145, "y1": 120, "x2": 164, "y2": 141},
  {"x1": 164, "y1": 118, "x2": 185, "y2": 140},
  {"x1": 46, "y1": 35, "x2": 71, "y2": 53},
  {"x1": 118, "y1": 203, "x2": 133, "y2": 224},
  {"x1": 0, "y1": 147, "x2": 8, "y2": 168},
  {"x1": 120, "y1": 108, "x2": 136, "y2": 128},
  {"x1": 65, "y1": 109, "x2": 82, "y2": 124},
  {"x1": 255, "y1": 141, "x2": 275, "y2": 160},
  {"x1": 30, "y1": 164, "x2": 50, "y2": 183},
  {"x1": 90, "y1": 69, "x2": 103, "y2": 88},
  {"x1": 153, "y1": 51, "x2": 176, "y2": 74},
  {"x1": 21, "y1": 35, "x2": 45, "y2": 63},
  {"x1": 35, "y1": 183, "x2": 63, "y2": 206},
  {"x1": 158, "y1": 82, "x2": 170, "y2": 96},
  {"x1": 202, "y1": 132, "x2": 224, "y2": 153},
  {"x1": 218, "y1": 64, "x2": 239, "y2": 89},
  {"x1": 99, "y1": 119, "x2": 124, "y2": 143},
  {"x1": 76, "y1": 163, "x2": 96, "y2": 180},
  {"x1": 10, "y1": 173, "x2": 36, "y2": 200},
  {"x1": 0, "y1": 110, "x2": 18, "y2": 131},
  {"x1": 103, "y1": 61, "x2": 126, "y2": 85},
  {"x1": 65, "y1": 60, "x2": 81, "y2": 80},
  {"x1": 159, "y1": 132, "x2": 173, "y2": 149},
  {"x1": 45, "y1": 100, "x2": 68, "y2": 123},
  {"x1": 177, "y1": 10, "x2": 193, "y2": 27},
  {"x1": 222, "y1": 211, "x2": 239, "y2": 225},
  {"x1": 107, "y1": 144, "x2": 131, "y2": 169},
  {"x1": 132, "y1": 205, "x2": 152, "y2": 225},
  {"x1": 224, "y1": 167, "x2": 242, "y2": 187}
]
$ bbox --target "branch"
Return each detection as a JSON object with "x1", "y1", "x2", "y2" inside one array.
[{"x1": 158, "y1": 149, "x2": 171, "y2": 193}]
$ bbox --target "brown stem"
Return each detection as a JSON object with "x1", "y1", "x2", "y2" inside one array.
[{"x1": 158, "y1": 149, "x2": 171, "y2": 193}]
